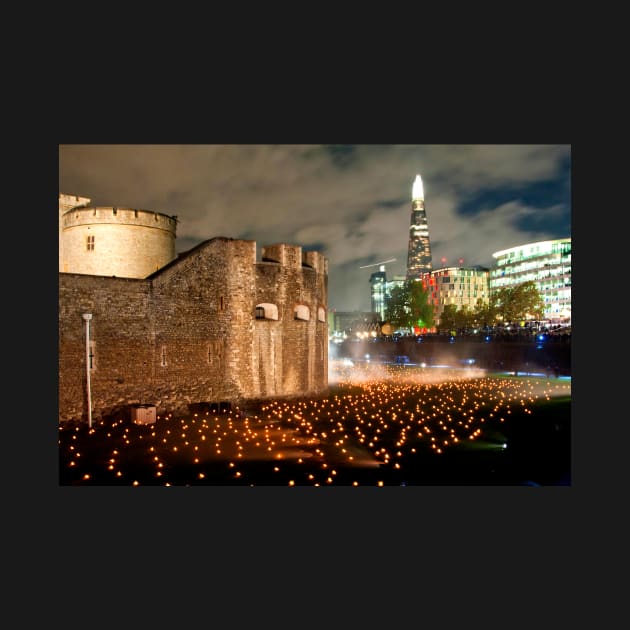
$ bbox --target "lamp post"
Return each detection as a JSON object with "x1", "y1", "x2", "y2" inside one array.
[{"x1": 82, "y1": 313, "x2": 92, "y2": 428}]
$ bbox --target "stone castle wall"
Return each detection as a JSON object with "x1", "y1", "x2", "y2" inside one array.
[
  {"x1": 253, "y1": 245, "x2": 328, "y2": 399},
  {"x1": 59, "y1": 237, "x2": 328, "y2": 422}
]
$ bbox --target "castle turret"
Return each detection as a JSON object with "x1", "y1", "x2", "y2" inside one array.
[
  {"x1": 59, "y1": 194, "x2": 178, "y2": 278},
  {"x1": 59, "y1": 194, "x2": 91, "y2": 271}
]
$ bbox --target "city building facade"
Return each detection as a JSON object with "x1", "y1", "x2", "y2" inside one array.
[
  {"x1": 489, "y1": 238, "x2": 571, "y2": 323},
  {"x1": 369, "y1": 268, "x2": 387, "y2": 320},
  {"x1": 327, "y1": 310, "x2": 380, "y2": 342},
  {"x1": 422, "y1": 266, "x2": 490, "y2": 325}
]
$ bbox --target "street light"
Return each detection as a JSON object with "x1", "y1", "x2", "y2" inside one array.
[{"x1": 82, "y1": 313, "x2": 92, "y2": 428}]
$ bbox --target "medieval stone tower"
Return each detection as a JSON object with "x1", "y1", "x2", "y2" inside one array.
[
  {"x1": 59, "y1": 194, "x2": 178, "y2": 278},
  {"x1": 58, "y1": 193, "x2": 329, "y2": 423}
]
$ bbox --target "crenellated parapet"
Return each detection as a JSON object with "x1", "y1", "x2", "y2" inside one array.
[
  {"x1": 59, "y1": 194, "x2": 91, "y2": 213},
  {"x1": 261, "y1": 243, "x2": 328, "y2": 275},
  {"x1": 58, "y1": 195, "x2": 329, "y2": 423},
  {"x1": 302, "y1": 249, "x2": 328, "y2": 275},
  {"x1": 261, "y1": 243, "x2": 303, "y2": 269},
  {"x1": 62, "y1": 206, "x2": 178, "y2": 234}
]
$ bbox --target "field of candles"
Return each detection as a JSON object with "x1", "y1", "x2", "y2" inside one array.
[{"x1": 59, "y1": 363, "x2": 570, "y2": 486}]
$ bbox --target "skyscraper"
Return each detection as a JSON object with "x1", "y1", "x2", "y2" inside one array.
[{"x1": 406, "y1": 174, "x2": 433, "y2": 280}]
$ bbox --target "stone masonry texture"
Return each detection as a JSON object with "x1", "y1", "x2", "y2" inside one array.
[{"x1": 59, "y1": 237, "x2": 329, "y2": 422}]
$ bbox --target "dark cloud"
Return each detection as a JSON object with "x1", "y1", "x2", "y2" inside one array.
[
  {"x1": 374, "y1": 198, "x2": 408, "y2": 209},
  {"x1": 324, "y1": 145, "x2": 359, "y2": 169},
  {"x1": 59, "y1": 144, "x2": 571, "y2": 312}
]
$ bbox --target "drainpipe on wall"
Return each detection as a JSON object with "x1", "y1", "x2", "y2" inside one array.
[{"x1": 82, "y1": 313, "x2": 93, "y2": 428}]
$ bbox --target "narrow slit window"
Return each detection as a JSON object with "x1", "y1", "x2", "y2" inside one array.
[
  {"x1": 160, "y1": 346, "x2": 167, "y2": 367},
  {"x1": 86, "y1": 235, "x2": 95, "y2": 251}
]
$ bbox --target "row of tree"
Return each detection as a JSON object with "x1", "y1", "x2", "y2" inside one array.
[{"x1": 383, "y1": 279, "x2": 545, "y2": 333}]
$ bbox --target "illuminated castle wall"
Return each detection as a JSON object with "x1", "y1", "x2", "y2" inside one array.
[{"x1": 58, "y1": 195, "x2": 328, "y2": 423}]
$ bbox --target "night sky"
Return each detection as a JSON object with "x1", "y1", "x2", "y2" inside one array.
[{"x1": 59, "y1": 144, "x2": 571, "y2": 312}]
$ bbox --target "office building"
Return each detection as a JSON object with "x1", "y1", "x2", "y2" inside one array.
[{"x1": 489, "y1": 238, "x2": 571, "y2": 323}]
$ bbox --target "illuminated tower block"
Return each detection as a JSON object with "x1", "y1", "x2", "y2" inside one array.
[
  {"x1": 369, "y1": 266, "x2": 387, "y2": 320},
  {"x1": 406, "y1": 174, "x2": 433, "y2": 279}
]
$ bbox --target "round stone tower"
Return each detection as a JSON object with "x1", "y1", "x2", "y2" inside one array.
[{"x1": 59, "y1": 194, "x2": 178, "y2": 278}]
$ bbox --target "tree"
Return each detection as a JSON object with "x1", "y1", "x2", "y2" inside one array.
[
  {"x1": 454, "y1": 305, "x2": 475, "y2": 330},
  {"x1": 384, "y1": 279, "x2": 434, "y2": 331},
  {"x1": 437, "y1": 304, "x2": 458, "y2": 333},
  {"x1": 492, "y1": 281, "x2": 545, "y2": 324},
  {"x1": 438, "y1": 304, "x2": 479, "y2": 333},
  {"x1": 473, "y1": 297, "x2": 497, "y2": 329}
]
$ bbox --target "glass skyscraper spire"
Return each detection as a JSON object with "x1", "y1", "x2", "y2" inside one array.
[{"x1": 406, "y1": 174, "x2": 433, "y2": 279}]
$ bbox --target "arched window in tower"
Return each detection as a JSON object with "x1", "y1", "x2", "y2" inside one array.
[{"x1": 255, "y1": 303, "x2": 279, "y2": 320}]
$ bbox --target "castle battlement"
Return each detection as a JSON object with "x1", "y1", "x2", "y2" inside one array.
[
  {"x1": 59, "y1": 198, "x2": 178, "y2": 278},
  {"x1": 59, "y1": 194, "x2": 91, "y2": 213},
  {"x1": 62, "y1": 206, "x2": 178, "y2": 234},
  {"x1": 58, "y1": 193, "x2": 328, "y2": 423}
]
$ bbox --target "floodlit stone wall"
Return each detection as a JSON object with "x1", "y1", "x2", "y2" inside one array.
[{"x1": 59, "y1": 237, "x2": 328, "y2": 422}]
